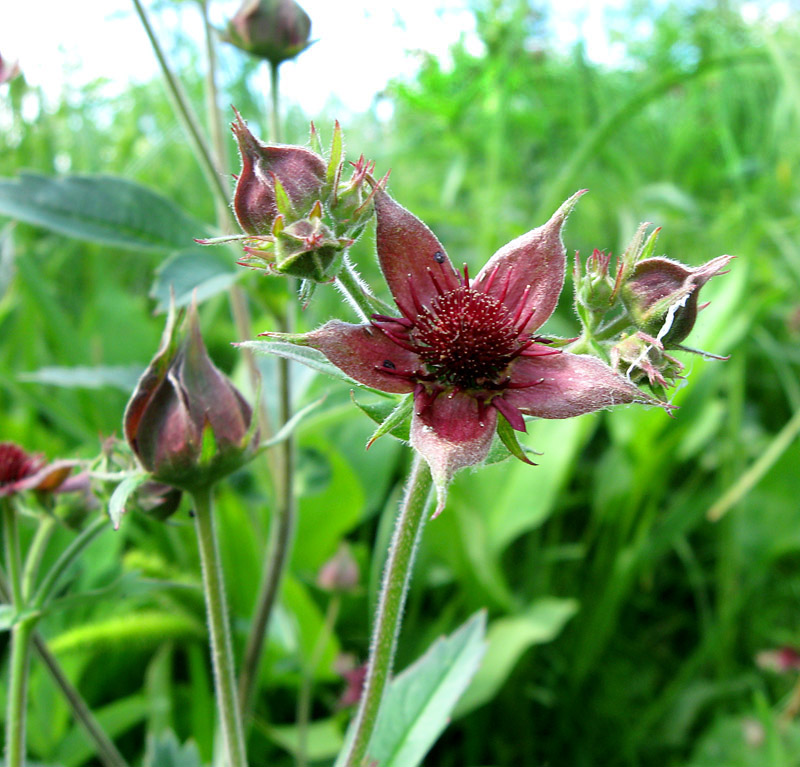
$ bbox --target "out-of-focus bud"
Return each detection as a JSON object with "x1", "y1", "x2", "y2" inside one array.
[
  {"x1": 756, "y1": 647, "x2": 800, "y2": 673},
  {"x1": 202, "y1": 112, "x2": 386, "y2": 286},
  {"x1": 123, "y1": 301, "x2": 258, "y2": 492},
  {"x1": 574, "y1": 248, "x2": 614, "y2": 313},
  {"x1": 334, "y1": 654, "x2": 367, "y2": 709},
  {"x1": 316, "y1": 543, "x2": 359, "y2": 593},
  {"x1": 222, "y1": 0, "x2": 312, "y2": 66},
  {"x1": 0, "y1": 442, "x2": 75, "y2": 498},
  {"x1": 610, "y1": 332, "x2": 684, "y2": 395},
  {"x1": 134, "y1": 480, "x2": 183, "y2": 521},
  {"x1": 0, "y1": 52, "x2": 20, "y2": 85},
  {"x1": 621, "y1": 255, "x2": 733, "y2": 347}
]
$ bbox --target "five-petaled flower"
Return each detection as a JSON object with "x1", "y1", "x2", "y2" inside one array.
[
  {"x1": 0, "y1": 442, "x2": 75, "y2": 498},
  {"x1": 266, "y1": 190, "x2": 664, "y2": 513}
]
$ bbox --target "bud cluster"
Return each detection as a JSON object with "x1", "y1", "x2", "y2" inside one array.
[
  {"x1": 211, "y1": 112, "x2": 386, "y2": 291},
  {"x1": 572, "y1": 224, "x2": 732, "y2": 398}
]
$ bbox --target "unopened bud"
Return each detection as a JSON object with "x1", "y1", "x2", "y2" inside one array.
[
  {"x1": 223, "y1": 0, "x2": 312, "y2": 66},
  {"x1": 316, "y1": 543, "x2": 359, "y2": 592}
]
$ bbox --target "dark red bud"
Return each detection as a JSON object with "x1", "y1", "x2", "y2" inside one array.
[{"x1": 224, "y1": 0, "x2": 312, "y2": 66}]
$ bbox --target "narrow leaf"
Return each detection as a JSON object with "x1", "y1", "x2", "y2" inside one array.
[
  {"x1": 351, "y1": 392, "x2": 413, "y2": 446},
  {"x1": 0, "y1": 173, "x2": 210, "y2": 252},
  {"x1": 18, "y1": 364, "x2": 144, "y2": 392},
  {"x1": 327, "y1": 121, "x2": 343, "y2": 185},
  {"x1": 367, "y1": 611, "x2": 487, "y2": 767},
  {"x1": 496, "y1": 413, "x2": 536, "y2": 465},
  {"x1": 151, "y1": 247, "x2": 240, "y2": 312}
]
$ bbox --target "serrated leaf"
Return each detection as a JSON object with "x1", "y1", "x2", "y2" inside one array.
[
  {"x1": 240, "y1": 340, "x2": 392, "y2": 395},
  {"x1": 0, "y1": 173, "x2": 210, "y2": 252},
  {"x1": 18, "y1": 364, "x2": 144, "y2": 392},
  {"x1": 150, "y1": 247, "x2": 240, "y2": 312},
  {"x1": 351, "y1": 392, "x2": 412, "y2": 445},
  {"x1": 454, "y1": 598, "x2": 579, "y2": 717},
  {"x1": 363, "y1": 611, "x2": 487, "y2": 767},
  {"x1": 108, "y1": 474, "x2": 149, "y2": 530}
]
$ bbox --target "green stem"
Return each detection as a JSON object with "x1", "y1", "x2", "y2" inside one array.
[
  {"x1": 131, "y1": 0, "x2": 229, "y2": 213},
  {"x1": 21, "y1": 515, "x2": 56, "y2": 601},
  {"x1": 335, "y1": 258, "x2": 387, "y2": 321},
  {"x1": 192, "y1": 486, "x2": 248, "y2": 767},
  {"x1": 0, "y1": 574, "x2": 129, "y2": 767},
  {"x1": 5, "y1": 617, "x2": 35, "y2": 767},
  {"x1": 594, "y1": 311, "x2": 634, "y2": 341},
  {"x1": 269, "y1": 61, "x2": 281, "y2": 143},
  {"x1": 3, "y1": 498, "x2": 23, "y2": 606},
  {"x1": 340, "y1": 455, "x2": 433, "y2": 767},
  {"x1": 297, "y1": 595, "x2": 342, "y2": 767},
  {"x1": 33, "y1": 514, "x2": 108, "y2": 609}
]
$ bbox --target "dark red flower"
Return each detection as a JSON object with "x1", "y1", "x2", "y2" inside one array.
[
  {"x1": 267, "y1": 191, "x2": 664, "y2": 513},
  {"x1": 0, "y1": 442, "x2": 74, "y2": 497}
]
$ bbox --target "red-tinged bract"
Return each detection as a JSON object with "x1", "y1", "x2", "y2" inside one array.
[
  {"x1": 271, "y1": 191, "x2": 665, "y2": 513},
  {"x1": 124, "y1": 303, "x2": 258, "y2": 492}
]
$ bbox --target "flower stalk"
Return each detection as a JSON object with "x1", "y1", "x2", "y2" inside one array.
[
  {"x1": 340, "y1": 455, "x2": 433, "y2": 767},
  {"x1": 192, "y1": 486, "x2": 248, "y2": 767}
]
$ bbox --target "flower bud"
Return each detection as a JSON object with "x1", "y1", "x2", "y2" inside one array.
[
  {"x1": 316, "y1": 543, "x2": 359, "y2": 593},
  {"x1": 223, "y1": 0, "x2": 312, "y2": 66},
  {"x1": 0, "y1": 442, "x2": 74, "y2": 497},
  {"x1": 124, "y1": 301, "x2": 258, "y2": 492},
  {"x1": 574, "y1": 248, "x2": 614, "y2": 313},
  {"x1": 620, "y1": 255, "x2": 733, "y2": 346},
  {"x1": 220, "y1": 113, "x2": 385, "y2": 284}
]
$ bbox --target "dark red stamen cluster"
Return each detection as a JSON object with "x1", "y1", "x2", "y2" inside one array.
[
  {"x1": 0, "y1": 442, "x2": 41, "y2": 487},
  {"x1": 373, "y1": 265, "x2": 555, "y2": 395}
]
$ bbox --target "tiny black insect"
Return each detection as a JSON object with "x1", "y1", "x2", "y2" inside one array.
[
  {"x1": 433, "y1": 251, "x2": 445, "y2": 263},
  {"x1": 383, "y1": 359, "x2": 396, "y2": 369}
]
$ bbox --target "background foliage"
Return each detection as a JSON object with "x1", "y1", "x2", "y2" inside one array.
[{"x1": 2, "y1": 0, "x2": 800, "y2": 765}]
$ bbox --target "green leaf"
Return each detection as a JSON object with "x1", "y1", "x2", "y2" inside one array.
[
  {"x1": 366, "y1": 610, "x2": 487, "y2": 767},
  {"x1": 351, "y1": 392, "x2": 412, "y2": 445},
  {"x1": 108, "y1": 473, "x2": 149, "y2": 530},
  {"x1": 0, "y1": 173, "x2": 210, "y2": 252},
  {"x1": 18, "y1": 364, "x2": 143, "y2": 392},
  {"x1": 268, "y1": 717, "x2": 344, "y2": 761},
  {"x1": 0, "y1": 221, "x2": 15, "y2": 299},
  {"x1": 0, "y1": 604, "x2": 16, "y2": 631},
  {"x1": 150, "y1": 247, "x2": 240, "y2": 312},
  {"x1": 327, "y1": 121, "x2": 344, "y2": 185},
  {"x1": 496, "y1": 414, "x2": 536, "y2": 465},
  {"x1": 454, "y1": 597, "x2": 579, "y2": 717},
  {"x1": 145, "y1": 729, "x2": 204, "y2": 767}
]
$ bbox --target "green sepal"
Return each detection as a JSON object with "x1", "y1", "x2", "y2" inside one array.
[
  {"x1": 496, "y1": 414, "x2": 536, "y2": 465},
  {"x1": 351, "y1": 392, "x2": 414, "y2": 446},
  {"x1": 108, "y1": 473, "x2": 150, "y2": 530},
  {"x1": 309, "y1": 122, "x2": 323, "y2": 156},
  {"x1": 272, "y1": 175, "x2": 294, "y2": 218},
  {"x1": 326, "y1": 121, "x2": 344, "y2": 187}
]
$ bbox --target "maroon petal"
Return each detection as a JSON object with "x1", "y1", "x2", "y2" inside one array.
[
  {"x1": 410, "y1": 392, "x2": 497, "y2": 517},
  {"x1": 503, "y1": 351, "x2": 665, "y2": 419},
  {"x1": 473, "y1": 190, "x2": 586, "y2": 333},
  {"x1": 375, "y1": 192, "x2": 460, "y2": 320},
  {"x1": 305, "y1": 321, "x2": 420, "y2": 394}
]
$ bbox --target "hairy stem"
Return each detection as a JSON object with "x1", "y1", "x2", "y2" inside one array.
[
  {"x1": 335, "y1": 257, "x2": 387, "y2": 321},
  {"x1": 340, "y1": 455, "x2": 433, "y2": 767},
  {"x1": 5, "y1": 617, "x2": 34, "y2": 767},
  {"x1": 21, "y1": 515, "x2": 56, "y2": 601},
  {"x1": 0, "y1": 573, "x2": 129, "y2": 767},
  {"x1": 192, "y1": 486, "x2": 248, "y2": 767}
]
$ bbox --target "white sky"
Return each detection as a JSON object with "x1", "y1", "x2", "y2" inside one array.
[
  {"x1": 0, "y1": 0, "x2": 630, "y2": 114},
  {"x1": 0, "y1": 1, "x2": 794, "y2": 115}
]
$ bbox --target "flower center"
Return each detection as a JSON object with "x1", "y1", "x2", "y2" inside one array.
[{"x1": 412, "y1": 286, "x2": 524, "y2": 389}]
